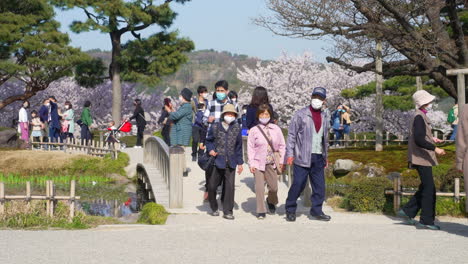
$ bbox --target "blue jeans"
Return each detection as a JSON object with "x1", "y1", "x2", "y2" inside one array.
[
  {"x1": 48, "y1": 126, "x2": 60, "y2": 143},
  {"x1": 285, "y1": 154, "x2": 326, "y2": 215},
  {"x1": 334, "y1": 129, "x2": 343, "y2": 145},
  {"x1": 450, "y1": 124, "x2": 458, "y2": 141}
]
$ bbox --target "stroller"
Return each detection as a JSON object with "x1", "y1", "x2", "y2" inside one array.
[{"x1": 105, "y1": 121, "x2": 132, "y2": 149}]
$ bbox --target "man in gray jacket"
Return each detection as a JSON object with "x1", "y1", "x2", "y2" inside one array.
[{"x1": 285, "y1": 87, "x2": 331, "y2": 222}]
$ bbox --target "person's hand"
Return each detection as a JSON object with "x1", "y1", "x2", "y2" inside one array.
[
  {"x1": 325, "y1": 159, "x2": 330, "y2": 169},
  {"x1": 208, "y1": 116, "x2": 215, "y2": 123},
  {"x1": 435, "y1": 147, "x2": 446, "y2": 155},
  {"x1": 286, "y1": 157, "x2": 294, "y2": 165},
  {"x1": 199, "y1": 143, "x2": 205, "y2": 150},
  {"x1": 237, "y1": 165, "x2": 243, "y2": 175},
  {"x1": 280, "y1": 164, "x2": 286, "y2": 172},
  {"x1": 209, "y1": 150, "x2": 217, "y2": 156},
  {"x1": 433, "y1": 137, "x2": 444, "y2": 143},
  {"x1": 250, "y1": 167, "x2": 256, "y2": 173}
]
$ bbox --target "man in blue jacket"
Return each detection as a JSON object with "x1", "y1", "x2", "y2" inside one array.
[{"x1": 285, "y1": 87, "x2": 331, "y2": 222}]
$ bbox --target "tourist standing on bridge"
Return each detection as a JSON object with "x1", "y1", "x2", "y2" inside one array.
[
  {"x1": 398, "y1": 90, "x2": 446, "y2": 230},
  {"x1": 167, "y1": 88, "x2": 193, "y2": 146},
  {"x1": 247, "y1": 104, "x2": 285, "y2": 219},
  {"x1": 206, "y1": 104, "x2": 243, "y2": 220},
  {"x1": 284, "y1": 87, "x2": 331, "y2": 222},
  {"x1": 158, "y1": 98, "x2": 173, "y2": 145},
  {"x1": 129, "y1": 99, "x2": 147, "y2": 148},
  {"x1": 191, "y1": 86, "x2": 209, "y2": 161}
]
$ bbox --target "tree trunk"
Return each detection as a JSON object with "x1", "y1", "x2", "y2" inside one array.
[
  {"x1": 375, "y1": 41, "x2": 384, "y2": 152},
  {"x1": 416, "y1": 76, "x2": 423, "y2": 91},
  {"x1": 0, "y1": 91, "x2": 36, "y2": 110},
  {"x1": 110, "y1": 31, "x2": 122, "y2": 123}
]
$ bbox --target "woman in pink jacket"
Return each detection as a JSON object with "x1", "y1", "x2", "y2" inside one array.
[{"x1": 247, "y1": 104, "x2": 286, "y2": 219}]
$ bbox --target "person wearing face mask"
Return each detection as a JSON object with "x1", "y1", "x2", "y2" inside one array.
[
  {"x1": 241, "y1": 105, "x2": 249, "y2": 136},
  {"x1": 247, "y1": 104, "x2": 286, "y2": 219},
  {"x1": 203, "y1": 80, "x2": 239, "y2": 130},
  {"x1": 61, "y1": 101, "x2": 75, "y2": 140},
  {"x1": 39, "y1": 99, "x2": 50, "y2": 142},
  {"x1": 206, "y1": 104, "x2": 244, "y2": 220},
  {"x1": 228, "y1": 90, "x2": 238, "y2": 104},
  {"x1": 129, "y1": 99, "x2": 147, "y2": 148},
  {"x1": 18, "y1": 100, "x2": 30, "y2": 143},
  {"x1": 167, "y1": 88, "x2": 193, "y2": 146},
  {"x1": 246, "y1": 86, "x2": 274, "y2": 130},
  {"x1": 48, "y1": 96, "x2": 61, "y2": 143},
  {"x1": 191, "y1": 86, "x2": 209, "y2": 161},
  {"x1": 397, "y1": 90, "x2": 446, "y2": 230},
  {"x1": 284, "y1": 87, "x2": 331, "y2": 222}
]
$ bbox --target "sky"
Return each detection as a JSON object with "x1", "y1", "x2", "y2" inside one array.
[{"x1": 54, "y1": 0, "x2": 330, "y2": 61}]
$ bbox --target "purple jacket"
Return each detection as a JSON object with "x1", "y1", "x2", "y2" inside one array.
[{"x1": 286, "y1": 106, "x2": 330, "y2": 167}]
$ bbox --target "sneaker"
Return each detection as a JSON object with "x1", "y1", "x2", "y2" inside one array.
[
  {"x1": 415, "y1": 222, "x2": 441, "y2": 230},
  {"x1": 397, "y1": 209, "x2": 417, "y2": 225},
  {"x1": 134, "y1": 146, "x2": 142, "y2": 149},
  {"x1": 266, "y1": 199, "x2": 276, "y2": 214},
  {"x1": 257, "y1": 213, "x2": 266, "y2": 219},
  {"x1": 310, "y1": 214, "x2": 331, "y2": 221},
  {"x1": 211, "y1": 210, "x2": 220, "y2": 216},
  {"x1": 223, "y1": 214, "x2": 235, "y2": 220},
  {"x1": 286, "y1": 212, "x2": 296, "y2": 222}
]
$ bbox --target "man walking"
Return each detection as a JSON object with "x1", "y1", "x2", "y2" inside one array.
[
  {"x1": 284, "y1": 87, "x2": 331, "y2": 222},
  {"x1": 191, "y1": 85, "x2": 209, "y2": 161}
]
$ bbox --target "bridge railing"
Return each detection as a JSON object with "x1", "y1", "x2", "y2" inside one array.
[{"x1": 144, "y1": 136, "x2": 184, "y2": 208}]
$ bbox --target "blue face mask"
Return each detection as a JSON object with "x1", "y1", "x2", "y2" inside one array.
[{"x1": 216, "y1": 92, "x2": 227, "y2": 101}]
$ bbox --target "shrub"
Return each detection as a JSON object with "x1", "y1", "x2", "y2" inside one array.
[
  {"x1": 137, "y1": 202, "x2": 169, "y2": 225},
  {"x1": 436, "y1": 197, "x2": 467, "y2": 217},
  {"x1": 343, "y1": 177, "x2": 392, "y2": 212}
]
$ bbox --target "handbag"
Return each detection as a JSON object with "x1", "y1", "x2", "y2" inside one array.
[
  {"x1": 197, "y1": 150, "x2": 215, "y2": 171},
  {"x1": 257, "y1": 125, "x2": 283, "y2": 174}
]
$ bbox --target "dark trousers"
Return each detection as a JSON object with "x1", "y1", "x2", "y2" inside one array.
[
  {"x1": 285, "y1": 154, "x2": 326, "y2": 215},
  {"x1": 162, "y1": 125, "x2": 171, "y2": 145},
  {"x1": 334, "y1": 129, "x2": 343, "y2": 146},
  {"x1": 81, "y1": 125, "x2": 92, "y2": 145},
  {"x1": 49, "y1": 126, "x2": 60, "y2": 143},
  {"x1": 208, "y1": 166, "x2": 235, "y2": 214},
  {"x1": 403, "y1": 165, "x2": 436, "y2": 225},
  {"x1": 136, "y1": 125, "x2": 145, "y2": 147},
  {"x1": 192, "y1": 126, "x2": 201, "y2": 157}
]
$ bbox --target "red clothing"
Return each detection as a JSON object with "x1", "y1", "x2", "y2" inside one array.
[{"x1": 309, "y1": 106, "x2": 322, "y2": 132}]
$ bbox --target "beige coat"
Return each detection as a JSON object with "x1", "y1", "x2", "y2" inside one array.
[
  {"x1": 408, "y1": 110, "x2": 437, "y2": 167},
  {"x1": 455, "y1": 104, "x2": 468, "y2": 212}
]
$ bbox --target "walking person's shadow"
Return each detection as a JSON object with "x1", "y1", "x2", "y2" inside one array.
[{"x1": 388, "y1": 214, "x2": 468, "y2": 238}]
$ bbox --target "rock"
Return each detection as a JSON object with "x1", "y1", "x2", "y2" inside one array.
[
  {"x1": 333, "y1": 159, "x2": 359, "y2": 177},
  {"x1": 108, "y1": 173, "x2": 131, "y2": 185},
  {"x1": 125, "y1": 183, "x2": 137, "y2": 193},
  {"x1": 362, "y1": 163, "x2": 386, "y2": 178},
  {"x1": 0, "y1": 129, "x2": 22, "y2": 148}
]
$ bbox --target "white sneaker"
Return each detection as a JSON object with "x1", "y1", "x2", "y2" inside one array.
[{"x1": 134, "y1": 146, "x2": 142, "y2": 149}]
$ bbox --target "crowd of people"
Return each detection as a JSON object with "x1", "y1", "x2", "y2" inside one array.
[{"x1": 16, "y1": 79, "x2": 464, "y2": 229}]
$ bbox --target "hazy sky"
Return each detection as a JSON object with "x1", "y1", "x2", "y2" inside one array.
[{"x1": 55, "y1": 0, "x2": 330, "y2": 61}]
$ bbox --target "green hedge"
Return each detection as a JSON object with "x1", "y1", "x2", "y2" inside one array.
[
  {"x1": 137, "y1": 202, "x2": 169, "y2": 225},
  {"x1": 341, "y1": 177, "x2": 392, "y2": 212}
]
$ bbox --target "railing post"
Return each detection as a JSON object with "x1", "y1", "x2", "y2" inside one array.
[
  {"x1": 454, "y1": 178, "x2": 460, "y2": 203},
  {"x1": 169, "y1": 146, "x2": 184, "y2": 208},
  {"x1": 393, "y1": 175, "x2": 401, "y2": 213}
]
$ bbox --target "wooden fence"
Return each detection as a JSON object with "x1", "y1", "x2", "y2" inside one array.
[
  {"x1": 386, "y1": 177, "x2": 466, "y2": 213},
  {"x1": 30, "y1": 136, "x2": 121, "y2": 159},
  {"x1": 0, "y1": 180, "x2": 80, "y2": 220}
]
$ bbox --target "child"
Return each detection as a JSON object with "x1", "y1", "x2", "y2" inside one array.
[
  {"x1": 206, "y1": 104, "x2": 244, "y2": 220},
  {"x1": 30, "y1": 110, "x2": 43, "y2": 145},
  {"x1": 106, "y1": 121, "x2": 118, "y2": 143},
  {"x1": 195, "y1": 103, "x2": 211, "y2": 200}
]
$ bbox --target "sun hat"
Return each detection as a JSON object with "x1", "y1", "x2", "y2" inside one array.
[
  {"x1": 412, "y1": 90, "x2": 435, "y2": 109},
  {"x1": 221, "y1": 104, "x2": 238, "y2": 117}
]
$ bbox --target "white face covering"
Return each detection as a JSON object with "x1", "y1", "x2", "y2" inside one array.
[
  {"x1": 202, "y1": 93, "x2": 209, "y2": 99},
  {"x1": 224, "y1": 116, "x2": 235, "y2": 124},
  {"x1": 311, "y1": 98, "x2": 324, "y2": 110},
  {"x1": 65, "y1": 105, "x2": 70, "y2": 110},
  {"x1": 426, "y1": 103, "x2": 433, "y2": 110},
  {"x1": 179, "y1": 96, "x2": 184, "y2": 102}
]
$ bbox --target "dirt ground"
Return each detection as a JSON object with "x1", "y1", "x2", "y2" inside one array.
[{"x1": 0, "y1": 150, "x2": 86, "y2": 175}]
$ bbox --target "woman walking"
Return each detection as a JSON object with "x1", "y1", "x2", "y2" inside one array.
[
  {"x1": 398, "y1": 90, "x2": 446, "y2": 230},
  {"x1": 18, "y1": 101, "x2": 30, "y2": 143},
  {"x1": 129, "y1": 99, "x2": 147, "y2": 148},
  {"x1": 246, "y1": 86, "x2": 274, "y2": 129},
  {"x1": 247, "y1": 104, "x2": 285, "y2": 219},
  {"x1": 80, "y1": 101, "x2": 93, "y2": 145},
  {"x1": 158, "y1": 98, "x2": 173, "y2": 145},
  {"x1": 168, "y1": 88, "x2": 193, "y2": 146}
]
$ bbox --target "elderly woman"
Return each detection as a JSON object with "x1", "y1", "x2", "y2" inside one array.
[
  {"x1": 247, "y1": 104, "x2": 285, "y2": 219},
  {"x1": 398, "y1": 90, "x2": 446, "y2": 230}
]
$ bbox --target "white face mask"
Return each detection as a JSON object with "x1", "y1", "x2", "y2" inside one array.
[
  {"x1": 179, "y1": 96, "x2": 184, "y2": 102},
  {"x1": 259, "y1": 118, "x2": 270, "y2": 125},
  {"x1": 311, "y1": 98, "x2": 324, "y2": 110},
  {"x1": 65, "y1": 105, "x2": 70, "y2": 110},
  {"x1": 224, "y1": 116, "x2": 235, "y2": 124},
  {"x1": 426, "y1": 103, "x2": 433, "y2": 110},
  {"x1": 202, "y1": 93, "x2": 208, "y2": 99}
]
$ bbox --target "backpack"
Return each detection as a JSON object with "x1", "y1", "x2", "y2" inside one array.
[{"x1": 447, "y1": 108, "x2": 456, "y2": 124}]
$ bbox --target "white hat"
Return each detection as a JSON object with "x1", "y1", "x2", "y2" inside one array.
[{"x1": 412, "y1": 90, "x2": 435, "y2": 109}]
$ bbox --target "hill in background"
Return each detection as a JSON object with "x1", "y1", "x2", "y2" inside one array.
[{"x1": 86, "y1": 49, "x2": 263, "y2": 96}]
